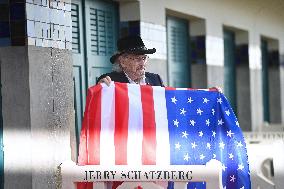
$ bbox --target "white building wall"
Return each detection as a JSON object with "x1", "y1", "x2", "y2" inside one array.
[{"x1": 138, "y1": 0, "x2": 284, "y2": 130}]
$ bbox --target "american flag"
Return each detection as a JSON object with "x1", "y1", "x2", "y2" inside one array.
[{"x1": 77, "y1": 82, "x2": 251, "y2": 189}]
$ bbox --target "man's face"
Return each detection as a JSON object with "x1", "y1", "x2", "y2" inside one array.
[{"x1": 119, "y1": 54, "x2": 149, "y2": 80}]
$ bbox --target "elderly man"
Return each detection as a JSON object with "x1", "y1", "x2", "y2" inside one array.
[{"x1": 97, "y1": 35, "x2": 164, "y2": 86}]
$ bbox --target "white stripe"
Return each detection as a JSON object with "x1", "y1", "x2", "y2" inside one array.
[
  {"x1": 153, "y1": 86, "x2": 170, "y2": 165},
  {"x1": 127, "y1": 84, "x2": 143, "y2": 166},
  {"x1": 176, "y1": 87, "x2": 209, "y2": 91},
  {"x1": 100, "y1": 84, "x2": 115, "y2": 165}
]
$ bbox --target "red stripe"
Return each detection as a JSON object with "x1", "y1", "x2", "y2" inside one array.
[
  {"x1": 165, "y1": 86, "x2": 176, "y2": 90},
  {"x1": 112, "y1": 182, "x2": 123, "y2": 189},
  {"x1": 88, "y1": 85, "x2": 102, "y2": 164},
  {"x1": 76, "y1": 182, "x2": 93, "y2": 189},
  {"x1": 114, "y1": 83, "x2": 129, "y2": 165},
  {"x1": 208, "y1": 87, "x2": 219, "y2": 92},
  {"x1": 78, "y1": 85, "x2": 102, "y2": 165},
  {"x1": 77, "y1": 85, "x2": 102, "y2": 188},
  {"x1": 187, "y1": 88, "x2": 196, "y2": 90},
  {"x1": 140, "y1": 85, "x2": 156, "y2": 165}
]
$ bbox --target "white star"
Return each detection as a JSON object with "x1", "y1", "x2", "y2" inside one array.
[
  {"x1": 225, "y1": 110, "x2": 230, "y2": 116},
  {"x1": 212, "y1": 131, "x2": 216, "y2": 137},
  {"x1": 212, "y1": 109, "x2": 215, "y2": 115},
  {"x1": 180, "y1": 108, "x2": 186, "y2": 116},
  {"x1": 240, "y1": 186, "x2": 244, "y2": 189},
  {"x1": 190, "y1": 120, "x2": 196, "y2": 126},
  {"x1": 187, "y1": 97, "x2": 194, "y2": 103},
  {"x1": 218, "y1": 119, "x2": 224, "y2": 125},
  {"x1": 184, "y1": 153, "x2": 190, "y2": 161},
  {"x1": 238, "y1": 163, "x2": 244, "y2": 171},
  {"x1": 219, "y1": 141, "x2": 225, "y2": 149},
  {"x1": 175, "y1": 142, "x2": 181, "y2": 150},
  {"x1": 222, "y1": 164, "x2": 227, "y2": 171},
  {"x1": 229, "y1": 153, "x2": 234, "y2": 160},
  {"x1": 203, "y1": 98, "x2": 209, "y2": 103},
  {"x1": 199, "y1": 131, "x2": 203, "y2": 137},
  {"x1": 191, "y1": 142, "x2": 197, "y2": 149},
  {"x1": 173, "y1": 119, "x2": 179, "y2": 127},
  {"x1": 236, "y1": 121, "x2": 240, "y2": 127},
  {"x1": 236, "y1": 141, "x2": 243, "y2": 148},
  {"x1": 197, "y1": 108, "x2": 203, "y2": 115},
  {"x1": 227, "y1": 130, "x2": 234, "y2": 137},
  {"x1": 182, "y1": 131, "x2": 189, "y2": 138},
  {"x1": 230, "y1": 175, "x2": 236, "y2": 182},
  {"x1": 206, "y1": 119, "x2": 210, "y2": 126},
  {"x1": 200, "y1": 154, "x2": 205, "y2": 160},
  {"x1": 171, "y1": 96, "x2": 177, "y2": 104},
  {"x1": 213, "y1": 154, "x2": 216, "y2": 158},
  {"x1": 217, "y1": 98, "x2": 222, "y2": 104},
  {"x1": 206, "y1": 143, "x2": 211, "y2": 149}
]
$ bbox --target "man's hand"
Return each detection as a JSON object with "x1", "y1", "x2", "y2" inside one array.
[{"x1": 98, "y1": 76, "x2": 112, "y2": 86}]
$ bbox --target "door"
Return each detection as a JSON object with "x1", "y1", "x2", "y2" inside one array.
[
  {"x1": 167, "y1": 16, "x2": 190, "y2": 88},
  {"x1": 224, "y1": 29, "x2": 237, "y2": 112},
  {"x1": 85, "y1": 0, "x2": 118, "y2": 87},
  {"x1": 72, "y1": 0, "x2": 87, "y2": 148},
  {"x1": 71, "y1": 0, "x2": 118, "y2": 152},
  {"x1": 261, "y1": 39, "x2": 270, "y2": 122}
]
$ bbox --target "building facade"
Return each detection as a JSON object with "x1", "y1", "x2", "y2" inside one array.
[{"x1": 0, "y1": 0, "x2": 284, "y2": 188}]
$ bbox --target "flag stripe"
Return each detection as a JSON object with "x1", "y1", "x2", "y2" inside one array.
[
  {"x1": 165, "y1": 87, "x2": 176, "y2": 90},
  {"x1": 114, "y1": 83, "x2": 129, "y2": 165},
  {"x1": 100, "y1": 84, "x2": 115, "y2": 165},
  {"x1": 88, "y1": 85, "x2": 102, "y2": 164},
  {"x1": 153, "y1": 86, "x2": 170, "y2": 165},
  {"x1": 141, "y1": 85, "x2": 156, "y2": 165},
  {"x1": 127, "y1": 84, "x2": 143, "y2": 165}
]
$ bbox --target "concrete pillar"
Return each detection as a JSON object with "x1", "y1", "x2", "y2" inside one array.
[
  {"x1": 29, "y1": 47, "x2": 73, "y2": 189},
  {"x1": 205, "y1": 20, "x2": 224, "y2": 88},
  {"x1": 248, "y1": 33, "x2": 263, "y2": 131}
]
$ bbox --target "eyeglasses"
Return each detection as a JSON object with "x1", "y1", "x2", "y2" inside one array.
[{"x1": 123, "y1": 55, "x2": 149, "y2": 62}]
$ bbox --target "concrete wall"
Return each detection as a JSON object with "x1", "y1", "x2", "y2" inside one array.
[{"x1": 0, "y1": 46, "x2": 74, "y2": 189}]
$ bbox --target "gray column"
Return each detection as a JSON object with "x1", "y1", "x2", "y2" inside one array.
[
  {"x1": 29, "y1": 47, "x2": 73, "y2": 189},
  {"x1": 205, "y1": 20, "x2": 225, "y2": 89},
  {"x1": 248, "y1": 34, "x2": 264, "y2": 131}
]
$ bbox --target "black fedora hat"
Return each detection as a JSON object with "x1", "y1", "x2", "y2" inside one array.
[{"x1": 110, "y1": 35, "x2": 156, "y2": 63}]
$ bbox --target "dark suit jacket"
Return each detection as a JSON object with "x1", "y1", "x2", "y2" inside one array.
[{"x1": 97, "y1": 71, "x2": 164, "y2": 87}]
